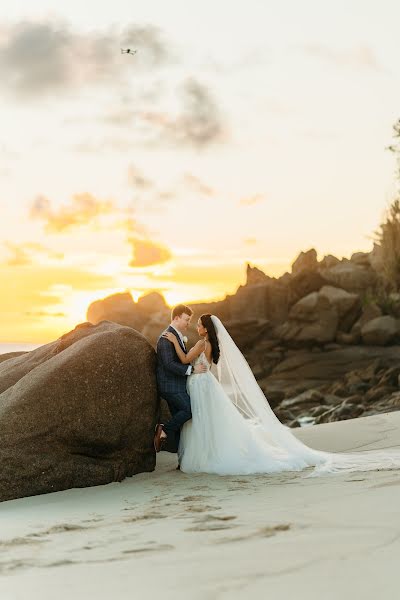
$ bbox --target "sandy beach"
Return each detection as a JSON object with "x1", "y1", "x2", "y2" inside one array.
[{"x1": 0, "y1": 411, "x2": 399, "y2": 600}]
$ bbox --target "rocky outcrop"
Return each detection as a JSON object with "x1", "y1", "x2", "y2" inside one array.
[
  {"x1": 245, "y1": 263, "x2": 270, "y2": 285},
  {"x1": 87, "y1": 292, "x2": 140, "y2": 329},
  {"x1": 0, "y1": 321, "x2": 158, "y2": 502},
  {"x1": 291, "y1": 249, "x2": 318, "y2": 274},
  {"x1": 256, "y1": 345, "x2": 400, "y2": 427},
  {"x1": 319, "y1": 262, "x2": 376, "y2": 293},
  {"x1": 273, "y1": 285, "x2": 360, "y2": 345},
  {"x1": 81, "y1": 243, "x2": 400, "y2": 431}
]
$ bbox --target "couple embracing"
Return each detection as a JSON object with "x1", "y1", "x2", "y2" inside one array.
[{"x1": 154, "y1": 304, "x2": 400, "y2": 476}]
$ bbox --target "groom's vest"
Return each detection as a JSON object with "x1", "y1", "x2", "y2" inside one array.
[{"x1": 156, "y1": 326, "x2": 189, "y2": 395}]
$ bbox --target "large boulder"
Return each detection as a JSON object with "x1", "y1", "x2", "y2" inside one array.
[
  {"x1": 319, "y1": 285, "x2": 361, "y2": 331},
  {"x1": 288, "y1": 269, "x2": 327, "y2": 306},
  {"x1": 136, "y1": 291, "x2": 168, "y2": 316},
  {"x1": 276, "y1": 291, "x2": 338, "y2": 344},
  {"x1": 228, "y1": 281, "x2": 288, "y2": 324},
  {"x1": 0, "y1": 321, "x2": 158, "y2": 502},
  {"x1": 0, "y1": 351, "x2": 27, "y2": 364},
  {"x1": 361, "y1": 316, "x2": 400, "y2": 346},
  {"x1": 87, "y1": 292, "x2": 140, "y2": 329},
  {"x1": 319, "y1": 262, "x2": 376, "y2": 293},
  {"x1": 351, "y1": 302, "x2": 383, "y2": 336}
]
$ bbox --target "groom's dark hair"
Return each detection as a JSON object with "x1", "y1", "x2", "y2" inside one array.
[{"x1": 171, "y1": 304, "x2": 193, "y2": 320}]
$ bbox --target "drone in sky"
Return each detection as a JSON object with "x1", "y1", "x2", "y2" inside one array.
[{"x1": 121, "y1": 48, "x2": 137, "y2": 56}]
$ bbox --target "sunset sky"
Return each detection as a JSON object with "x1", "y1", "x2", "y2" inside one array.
[{"x1": 2, "y1": 0, "x2": 400, "y2": 343}]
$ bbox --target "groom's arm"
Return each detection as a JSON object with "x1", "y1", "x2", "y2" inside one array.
[{"x1": 157, "y1": 337, "x2": 190, "y2": 377}]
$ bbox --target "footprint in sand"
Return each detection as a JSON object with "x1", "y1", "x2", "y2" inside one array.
[
  {"x1": 124, "y1": 512, "x2": 168, "y2": 523},
  {"x1": 217, "y1": 523, "x2": 291, "y2": 543},
  {"x1": 185, "y1": 514, "x2": 238, "y2": 532},
  {"x1": 30, "y1": 524, "x2": 89, "y2": 537},
  {"x1": 181, "y1": 495, "x2": 211, "y2": 502},
  {"x1": 185, "y1": 505, "x2": 221, "y2": 513},
  {"x1": 122, "y1": 544, "x2": 174, "y2": 554},
  {"x1": 371, "y1": 478, "x2": 400, "y2": 489},
  {"x1": 0, "y1": 537, "x2": 45, "y2": 548}
]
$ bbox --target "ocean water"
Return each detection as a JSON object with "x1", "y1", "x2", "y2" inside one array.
[{"x1": 0, "y1": 342, "x2": 41, "y2": 354}]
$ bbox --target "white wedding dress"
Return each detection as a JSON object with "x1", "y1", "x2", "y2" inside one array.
[{"x1": 178, "y1": 316, "x2": 400, "y2": 477}]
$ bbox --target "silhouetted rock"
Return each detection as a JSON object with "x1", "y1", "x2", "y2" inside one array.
[
  {"x1": 228, "y1": 281, "x2": 288, "y2": 323},
  {"x1": 319, "y1": 254, "x2": 340, "y2": 269},
  {"x1": 0, "y1": 321, "x2": 158, "y2": 502},
  {"x1": 87, "y1": 292, "x2": 140, "y2": 329},
  {"x1": 246, "y1": 263, "x2": 270, "y2": 285},
  {"x1": 350, "y1": 251, "x2": 371, "y2": 266},
  {"x1": 136, "y1": 291, "x2": 168, "y2": 315},
  {"x1": 291, "y1": 248, "x2": 318, "y2": 274}
]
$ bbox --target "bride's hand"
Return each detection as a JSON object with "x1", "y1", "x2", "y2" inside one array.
[{"x1": 162, "y1": 332, "x2": 177, "y2": 344}]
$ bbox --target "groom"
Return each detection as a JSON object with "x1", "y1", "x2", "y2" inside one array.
[{"x1": 154, "y1": 304, "x2": 207, "y2": 456}]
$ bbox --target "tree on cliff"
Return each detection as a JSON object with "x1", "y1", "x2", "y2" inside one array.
[{"x1": 375, "y1": 119, "x2": 400, "y2": 292}]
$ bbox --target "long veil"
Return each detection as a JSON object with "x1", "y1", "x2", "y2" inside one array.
[{"x1": 211, "y1": 315, "x2": 400, "y2": 476}]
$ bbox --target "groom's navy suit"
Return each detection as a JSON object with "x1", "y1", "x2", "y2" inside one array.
[{"x1": 156, "y1": 326, "x2": 192, "y2": 453}]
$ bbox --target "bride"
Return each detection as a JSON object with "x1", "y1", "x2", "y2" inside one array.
[{"x1": 162, "y1": 313, "x2": 400, "y2": 476}]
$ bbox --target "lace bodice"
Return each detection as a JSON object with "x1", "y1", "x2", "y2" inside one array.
[{"x1": 192, "y1": 351, "x2": 211, "y2": 371}]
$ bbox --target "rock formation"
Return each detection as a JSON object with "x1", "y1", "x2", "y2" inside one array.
[
  {"x1": 82, "y1": 244, "x2": 400, "y2": 429},
  {"x1": 0, "y1": 321, "x2": 158, "y2": 502}
]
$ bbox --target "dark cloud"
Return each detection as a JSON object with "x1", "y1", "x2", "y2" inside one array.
[
  {"x1": 138, "y1": 78, "x2": 225, "y2": 148},
  {"x1": 178, "y1": 78, "x2": 224, "y2": 146},
  {"x1": 0, "y1": 21, "x2": 171, "y2": 98}
]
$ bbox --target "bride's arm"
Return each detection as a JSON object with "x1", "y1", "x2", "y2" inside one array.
[{"x1": 162, "y1": 333, "x2": 205, "y2": 364}]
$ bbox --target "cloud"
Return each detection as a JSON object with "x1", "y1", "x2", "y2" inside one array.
[
  {"x1": 127, "y1": 164, "x2": 153, "y2": 189},
  {"x1": 73, "y1": 136, "x2": 137, "y2": 153},
  {"x1": 138, "y1": 78, "x2": 225, "y2": 148},
  {"x1": 182, "y1": 173, "x2": 214, "y2": 196},
  {"x1": 239, "y1": 194, "x2": 265, "y2": 206},
  {"x1": 30, "y1": 192, "x2": 114, "y2": 232},
  {"x1": 25, "y1": 310, "x2": 66, "y2": 318},
  {"x1": 0, "y1": 21, "x2": 171, "y2": 98},
  {"x1": 129, "y1": 238, "x2": 172, "y2": 267},
  {"x1": 3, "y1": 241, "x2": 63, "y2": 266},
  {"x1": 300, "y1": 43, "x2": 383, "y2": 72}
]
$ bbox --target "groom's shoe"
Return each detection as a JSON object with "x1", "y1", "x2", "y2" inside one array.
[{"x1": 154, "y1": 424, "x2": 166, "y2": 453}]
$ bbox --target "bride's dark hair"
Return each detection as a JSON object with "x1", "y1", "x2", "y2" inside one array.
[{"x1": 200, "y1": 313, "x2": 220, "y2": 364}]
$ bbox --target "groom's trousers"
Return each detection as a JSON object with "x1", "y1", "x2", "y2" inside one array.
[{"x1": 161, "y1": 390, "x2": 192, "y2": 453}]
